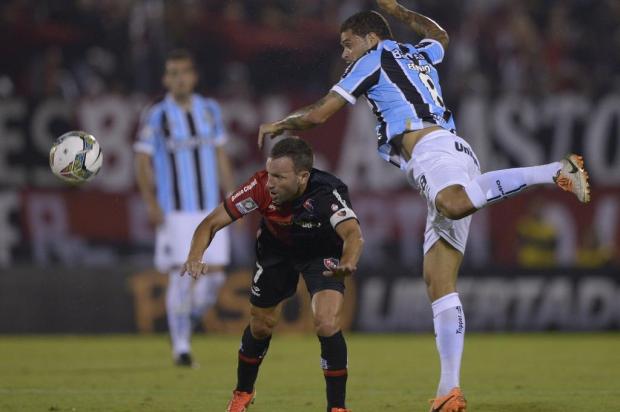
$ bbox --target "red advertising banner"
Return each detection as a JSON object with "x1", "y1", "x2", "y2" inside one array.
[
  {"x1": 2, "y1": 93, "x2": 619, "y2": 267},
  {"x1": 18, "y1": 185, "x2": 620, "y2": 269}
]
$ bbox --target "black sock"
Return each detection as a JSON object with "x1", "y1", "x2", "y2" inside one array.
[
  {"x1": 236, "y1": 325, "x2": 271, "y2": 393},
  {"x1": 318, "y1": 330, "x2": 348, "y2": 411}
]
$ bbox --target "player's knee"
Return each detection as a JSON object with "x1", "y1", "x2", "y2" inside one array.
[
  {"x1": 249, "y1": 308, "x2": 278, "y2": 339},
  {"x1": 423, "y1": 271, "x2": 457, "y2": 301},
  {"x1": 166, "y1": 297, "x2": 191, "y2": 315},
  {"x1": 435, "y1": 187, "x2": 470, "y2": 220},
  {"x1": 249, "y1": 317, "x2": 275, "y2": 339},
  {"x1": 314, "y1": 313, "x2": 340, "y2": 337}
]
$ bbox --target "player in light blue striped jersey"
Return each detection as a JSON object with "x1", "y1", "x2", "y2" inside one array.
[
  {"x1": 134, "y1": 49, "x2": 235, "y2": 367},
  {"x1": 258, "y1": 1, "x2": 590, "y2": 410}
]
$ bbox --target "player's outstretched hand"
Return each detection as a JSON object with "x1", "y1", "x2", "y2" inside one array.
[
  {"x1": 258, "y1": 122, "x2": 284, "y2": 149},
  {"x1": 181, "y1": 260, "x2": 209, "y2": 279},
  {"x1": 323, "y1": 262, "x2": 357, "y2": 278}
]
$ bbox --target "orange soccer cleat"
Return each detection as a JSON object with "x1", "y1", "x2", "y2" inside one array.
[
  {"x1": 226, "y1": 390, "x2": 255, "y2": 412},
  {"x1": 330, "y1": 409, "x2": 352, "y2": 412},
  {"x1": 428, "y1": 387, "x2": 467, "y2": 412},
  {"x1": 554, "y1": 154, "x2": 591, "y2": 203}
]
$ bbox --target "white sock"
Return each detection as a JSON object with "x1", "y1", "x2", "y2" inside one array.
[
  {"x1": 464, "y1": 162, "x2": 562, "y2": 209},
  {"x1": 191, "y1": 271, "x2": 226, "y2": 321},
  {"x1": 432, "y1": 292, "x2": 465, "y2": 397},
  {"x1": 166, "y1": 269, "x2": 192, "y2": 356}
]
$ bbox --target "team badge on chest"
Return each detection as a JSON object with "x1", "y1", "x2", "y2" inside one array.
[
  {"x1": 323, "y1": 258, "x2": 340, "y2": 271},
  {"x1": 303, "y1": 198, "x2": 315, "y2": 212}
]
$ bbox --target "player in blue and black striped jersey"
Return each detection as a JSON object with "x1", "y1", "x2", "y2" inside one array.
[
  {"x1": 258, "y1": 1, "x2": 591, "y2": 410},
  {"x1": 134, "y1": 49, "x2": 235, "y2": 368}
]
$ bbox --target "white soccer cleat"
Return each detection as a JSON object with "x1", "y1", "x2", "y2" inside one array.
[{"x1": 553, "y1": 154, "x2": 591, "y2": 203}]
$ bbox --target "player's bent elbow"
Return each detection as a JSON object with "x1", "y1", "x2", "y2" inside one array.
[
  {"x1": 352, "y1": 235, "x2": 364, "y2": 254},
  {"x1": 358, "y1": 235, "x2": 365, "y2": 247},
  {"x1": 439, "y1": 32, "x2": 450, "y2": 49}
]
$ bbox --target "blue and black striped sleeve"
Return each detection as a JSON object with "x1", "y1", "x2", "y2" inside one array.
[
  {"x1": 206, "y1": 99, "x2": 227, "y2": 146},
  {"x1": 330, "y1": 53, "x2": 381, "y2": 104},
  {"x1": 413, "y1": 38, "x2": 445, "y2": 65},
  {"x1": 133, "y1": 105, "x2": 162, "y2": 155}
]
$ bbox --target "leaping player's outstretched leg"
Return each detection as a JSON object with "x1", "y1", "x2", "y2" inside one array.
[
  {"x1": 435, "y1": 154, "x2": 590, "y2": 221},
  {"x1": 467, "y1": 153, "x2": 589, "y2": 206},
  {"x1": 423, "y1": 152, "x2": 589, "y2": 412}
]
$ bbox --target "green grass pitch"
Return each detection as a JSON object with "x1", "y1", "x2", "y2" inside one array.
[{"x1": 1, "y1": 333, "x2": 619, "y2": 411}]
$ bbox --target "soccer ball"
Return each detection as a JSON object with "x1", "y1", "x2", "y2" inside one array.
[{"x1": 49, "y1": 131, "x2": 103, "y2": 183}]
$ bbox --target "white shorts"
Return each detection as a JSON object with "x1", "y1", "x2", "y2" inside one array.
[
  {"x1": 405, "y1": 130, "x2": 481, "y2": 255},
  {"x1": 155, "y1": 211, "x2": 230, "y2": 273}
]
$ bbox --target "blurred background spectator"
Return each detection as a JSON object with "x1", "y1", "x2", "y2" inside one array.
[
  {"x1": 516, "y1": 197, "x2": 559, "y2": 268},
  {"x1": 3, "y1": 0, "x2": 620, "y2": 101}
]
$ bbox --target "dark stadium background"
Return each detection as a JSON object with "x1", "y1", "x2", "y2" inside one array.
[{"x1": 1, "y1": 0, "x2": 620, "y2": 334}]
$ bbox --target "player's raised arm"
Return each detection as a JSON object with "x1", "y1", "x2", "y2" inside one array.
[
  {"x1": 324, "y1": 219, "x2": 364, "y2": 278},
  {"x1": 376, "y1": 0, "x2": 449, "y2": 49},
  {"x1": 257, "y1": 91, "x2": 347, "y2": 149},
  {"x1": 182, "y1": 204, "x2": 233, "y2": 278}
]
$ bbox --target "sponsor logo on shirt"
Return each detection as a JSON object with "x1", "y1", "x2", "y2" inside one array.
[
  {"x1": 231, "y1": 179, "x2": 258, "y2": 201},
  {"x1": 407, "y1": 62, "x2": 430, "y2": 73},
  {"x1": 296, "y1": 220, "x2": 322, "y2": 229}
]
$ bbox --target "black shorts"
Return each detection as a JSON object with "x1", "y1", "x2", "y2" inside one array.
[{"x1": 249, "y1": 241, "x2": 345, "y2": 308}]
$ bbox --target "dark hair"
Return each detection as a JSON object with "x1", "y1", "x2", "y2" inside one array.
[
  {"x1": 340, "y1": 10, "x2": 393, "y2": 39},
  {"x1": 270, "y1": 137, "x2": 314, "y2": 172},
  {"x1": 165, "y1": 49, "x2": 196, "y2": 66}
]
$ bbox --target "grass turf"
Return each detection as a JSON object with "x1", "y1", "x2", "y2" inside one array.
[{"x1": 1, "y1": 333, "x2": 619, "y2": 411}]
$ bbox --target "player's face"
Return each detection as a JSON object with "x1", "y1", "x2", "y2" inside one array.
[
  {"x1": 340, "y1": 29, "x2": 376, "y2": 64},
  {"x1": 163, "y1": 58, "x2": 197, "y2": 99},
  {"x1": 266, "y1": 156, "x2": 310, "y2": 205}
]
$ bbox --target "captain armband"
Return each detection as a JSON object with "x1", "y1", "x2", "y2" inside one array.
[{"x1": 329, "y1": 208, "x2": 357, "y2": 228}]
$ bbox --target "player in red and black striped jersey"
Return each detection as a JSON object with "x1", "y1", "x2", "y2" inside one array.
[{"x1": 183, "y1": 137, "x2": 363, "y2": 412}]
